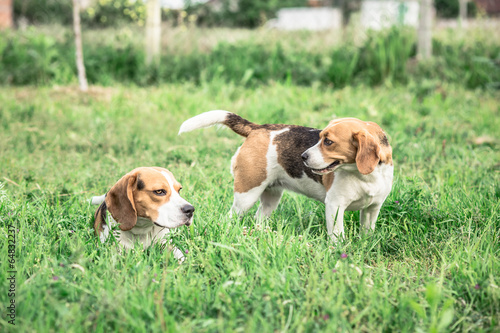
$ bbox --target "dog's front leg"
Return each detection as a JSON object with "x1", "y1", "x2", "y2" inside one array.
[
  {"x1": 325, "y1": 199, "x2": 345, "y2": 243},
  {"x1": 171, "y1": 245, "x2": 186, "y2": 263},
  {"x1": 155, "y1": 228, "x2": 185, "y2": 263},
  {"x1": 159, "y1": 238, "x2": 186, "y2": 263}
]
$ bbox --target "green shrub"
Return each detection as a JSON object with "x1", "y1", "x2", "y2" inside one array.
[
  {"x1": 418, "y1": 37, "x2": 500, "y2": 89},
  {"x1": 0, "y1": 29, "x2": 74, "y2": 85},
  {"x1": 325, "y1": 47, "x2": 360, "y2": 88},
  {"x1": 81, "y1": 0, "x2": 147, "y2": 27},
  {"x1": 14, "y1": 0, "x2": 147, "y2": 27},
  {"x1": 0, "y1": 26, "x2": 498, "y2": 89},
  {"x1": 356, "y1": 27, "x2": 415, "y2": 85},
  {"x1": 85, "y1": 43, "x2": 146, "y2": 84},
  {"x1": 160, "y1": 42, "x2": 325, "y2": 86},
  {"x1": 14, "y1": 0, "x2": 73, "y2": 25}
]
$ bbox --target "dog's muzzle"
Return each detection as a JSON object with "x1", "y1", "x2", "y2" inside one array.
[{"x1": 181, "y1": 204, "x2": 195, "y2": 219}]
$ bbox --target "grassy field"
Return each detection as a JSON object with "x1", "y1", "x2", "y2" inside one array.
[{"x1": 0, "y1": 82, "x2": 499, "y2": 332}]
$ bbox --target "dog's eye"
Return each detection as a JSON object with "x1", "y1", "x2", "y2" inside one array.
[
  {"x1": 153, "y1": 189, "x2": 167, "y2": 196},
  {"x1": 324, "y1": 138, "x2": 333, "y2": 146}
]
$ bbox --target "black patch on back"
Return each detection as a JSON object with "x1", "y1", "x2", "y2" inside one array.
[
  {"x1": 379, "y1": 133, "x2": 389, "y2": 146},
  {"x1": 260, "y1": 123, "x2": 290, "y2": 131},
  {"x1": 225, "y1": 113, "x2": 323, "y2": 183},
  {"x1": 137, "y1": 178, "x2": 145, "y2": 191},
  {"x1": 273, "y1": 126, "x2": 323, "y2": 184}
]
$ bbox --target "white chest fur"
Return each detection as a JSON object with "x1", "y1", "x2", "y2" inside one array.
[
  {"x1": 329, "y1": 163, "x2": 394, "y2": 211},
  {"x1": 101, "y1": 216, "x2": 171, "y2": 249},
  {"x1": 323, "y1": 163, "x2": 394, "y2": 242},
  {"x1": 100, "y1": 215, "x2": 185, "y2": 261}
]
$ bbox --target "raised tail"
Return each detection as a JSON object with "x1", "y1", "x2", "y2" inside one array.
[{"x1": 178, "y1": 110, "x2": 259, "y2": 137}]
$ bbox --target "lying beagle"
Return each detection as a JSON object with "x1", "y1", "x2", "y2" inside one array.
[
  {"x1": 91, "y1": 167, "x2": 194, "y2": 260},
  {"x1": 179, "y1": 111, "x2": 393, "y2": 242}
]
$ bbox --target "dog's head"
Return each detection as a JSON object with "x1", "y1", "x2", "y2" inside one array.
[
  {"x1": 99, "y1": 167, "x2": 194, "y2": 231},
  {"x1": 302, "y1": 118, "x2": 392, "y2": 175}
]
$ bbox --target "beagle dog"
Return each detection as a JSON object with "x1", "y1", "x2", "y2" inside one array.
[
  {"x1": 179, "y1": 111, "x2": 393, "y2": 242},
  {"x1": 91, "y1": 167, "x2": 194, "y2": 260}
]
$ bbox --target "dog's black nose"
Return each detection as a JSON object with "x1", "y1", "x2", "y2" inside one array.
[
  {"x1": 301, "y1": 152, "x2": 309, "y2": 161},
  {"x1": 181, "y1": 205, "x2": 195, "y2": 218}
]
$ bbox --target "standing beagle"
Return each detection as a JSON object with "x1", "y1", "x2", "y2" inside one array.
[
  {"x1": 91, "y1": 167, "x2": 194, "y2": 260},
  {"x1": 179, "y1": 111, "x2": 393, "y2": 242}
]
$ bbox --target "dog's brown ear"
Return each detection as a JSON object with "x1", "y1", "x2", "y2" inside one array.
[
  {"x1": 94, "y1": 202, "x2": 107, "y2": 235},
  {"x1": 105, "y1": 173, "x2": 138, "y2": 231},
  {"x1": 354, "y1": 129, "x2": 380, "y2": 175}
]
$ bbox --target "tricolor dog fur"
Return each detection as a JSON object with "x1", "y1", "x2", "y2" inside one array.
[
  {"x1": 91, "y1": 167, "x2": 194, "y2": 260},
  {"x1": 179, "y1": 111, "x2": 393, "y2": 242}
]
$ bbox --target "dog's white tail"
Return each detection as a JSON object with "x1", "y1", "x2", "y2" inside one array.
[
  {"x1": 178, "y1": 110, "x2": 231, "y2": 135},
  {"x1": 91, "y1": 194, "x2": 106, "y2": 205},
  {"x1": 179, "y1": 110, "x2": 259, "y2": 137}
]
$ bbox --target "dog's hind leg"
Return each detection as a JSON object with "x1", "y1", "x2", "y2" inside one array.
[
  {"x1": 230, "y1": 185, "x2": 267, "y2": 218},
  {"x1": 255, "y1": 187, "x2": 283, "y2": 220}
]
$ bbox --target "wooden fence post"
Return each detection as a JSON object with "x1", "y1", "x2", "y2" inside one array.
[
  {"x1": 417, "y1": 0, "x2": 433, "y2": 60},
  {"x1": 72, "y1": 0, "x2": 88, "y2": 92},
  {"x1": 146, "y1": 0, "x2": 161, "y2": 67}
]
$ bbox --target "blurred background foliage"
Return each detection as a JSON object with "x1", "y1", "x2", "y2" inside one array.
[
  {"x1": 12, "y1": 0, "x2": 308, "y2": 27},
  {"x1": 1, "y1": 24, "x2": 498, "y2": 89},
  {"x1": 14, "y1": 0, "x2": 146, "y2": 27},
  {"x1": 435, "y1": 0, "x2": 477, "y2": 18},
  {"x1": 13, "y1": 0, "x2": 478, "y2": 27},
  {"x1": 2, "y1": 0, "x2": 498, "y2": 89}
]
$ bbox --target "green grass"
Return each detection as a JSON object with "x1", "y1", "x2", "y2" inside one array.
[{"x1": 0, "y1": 82, "x2": 499, "y2": 332}]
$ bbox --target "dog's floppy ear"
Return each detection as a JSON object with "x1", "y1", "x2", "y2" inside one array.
[
  {"x1": 354, "y1": 129, "x2": 380, "y2": 175},
  {"x1": 105, "y1": 173, "x2": 138, "y2": 231},
  {"x1": 94, "y1": 201, "x2": 107, "y2": 235}
]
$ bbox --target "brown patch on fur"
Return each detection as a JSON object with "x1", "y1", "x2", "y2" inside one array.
[
  {"x1": 228, "y1": 118, "x2": 323, "y2": 192},
  {"x1": 132, "y1": 167, "x2": 177, "y2": 222},
  {"x1": 224, "y1": 113, "x2": 260, "y2": 137},
  {"x1": 322, "y1": 173, "x2": 335, "y2": 191},
  {"x1": 105, "y1": 173, "x2": 138, "y2": 231},
  {"x1": 318, "y1": 121, "x2": 358, "y2": 166},
  {"x1": 224, "y1": 113, "x2": 291, "y2": 137},
  {"x1": 105, "y1": 167, "x2": 181, "y2": 230},
  {"x1": 354, "y1": 130, "x2": 381, "y2": 175},
  {"x1": 318, "y1": 118, "x2": 393, "y2": 174},
  {"x1": 93, "y1": 201, "x2": 107, "y2": 235},
  {"x1": 233, "y1": 129, "x2": 270, "y2": 193},
  {"x1": 273, "y1": 126, "x2": 323, "y2": 183},
  {"x1": 224, "y1": 113, "x2": 326, "y2": 191}
]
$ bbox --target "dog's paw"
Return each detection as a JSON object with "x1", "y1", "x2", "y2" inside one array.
[{"x1": 173, "y1": 248, "x2": 186, "y2": 264}]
